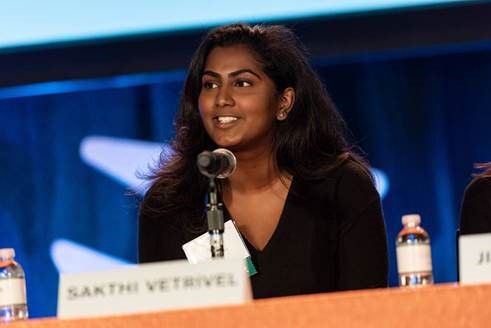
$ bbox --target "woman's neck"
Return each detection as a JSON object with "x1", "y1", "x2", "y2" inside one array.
[{"x1": 224, "y1": 145, "x2": 287, "y2": 193}]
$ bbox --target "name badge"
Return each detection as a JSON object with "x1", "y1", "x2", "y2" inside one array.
[
  {"x1": 459, "y1": 232, "x2": 491, "y2": 284},
  {"x1": 57, "y1": 259, "x2": 251, "y2": 319},
  {"x1": 182, "y1": 220, "x2": 257, "y2": 276}
]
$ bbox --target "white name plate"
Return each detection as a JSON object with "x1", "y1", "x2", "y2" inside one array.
[
  {"x1": 459, "y1": 232, "x2": 491, "y2": 284},
  {"x1": 57, "y1": 258, "x2": 251, "y2": 319}
]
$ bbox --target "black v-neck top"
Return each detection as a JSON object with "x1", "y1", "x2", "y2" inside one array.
[{"x1": 139, "y1": 160, "x2": 389, "y2": 298}]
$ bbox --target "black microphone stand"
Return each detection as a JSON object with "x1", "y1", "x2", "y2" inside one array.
[
  {"x1": 197, "y1": 148, "x2": 236, "y2": 259},
  {"x1": 206, "y1": 177, "x2": 224, "y2": 258}
]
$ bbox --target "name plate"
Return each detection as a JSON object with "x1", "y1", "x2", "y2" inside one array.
[
  {"x1": 57, "y1": 258, "x2": 251, "y2": 319},
  {"x1": 459, "y1": 233, "x2": 491, "y2": 284}
]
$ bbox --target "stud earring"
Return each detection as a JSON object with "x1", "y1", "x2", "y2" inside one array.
[{"x1": 278, "y1": 112, "x2": 287, "y2": 120}]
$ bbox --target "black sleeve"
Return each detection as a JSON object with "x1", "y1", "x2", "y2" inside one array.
[
  {"x1": 335, "y1": 162, "x2": 389, "y2": 290},
  {"x1": 460, "y1": 177, "x2": 491, "y2": 235},
  {"x1": 138, "y1": 211, "x2": 186, "y2": 263}
]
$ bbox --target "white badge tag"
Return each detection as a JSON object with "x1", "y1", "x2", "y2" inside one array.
[{"x1": 182, "y1": 220, "x2": 257, "y2": 276}]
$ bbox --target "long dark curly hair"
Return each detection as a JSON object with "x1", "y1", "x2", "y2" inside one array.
[{"x1": 140, "y1": 23, "x2": 369, "y2": 226}]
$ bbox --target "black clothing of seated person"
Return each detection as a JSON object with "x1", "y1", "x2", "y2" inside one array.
[
  {"x1": 460, "y1": 163, "x2": 491, "y2": 235},
  {"x1": 138, "y1": 23, "x2": 389, "y2": 299}
]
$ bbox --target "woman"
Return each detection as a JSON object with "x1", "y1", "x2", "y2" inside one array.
[
  {"x1": 460, "y1": 163, "x2": 491, "y2": 234},
  {"x1": 139, "y1": 23, "x2": 388, "y2": 298}
]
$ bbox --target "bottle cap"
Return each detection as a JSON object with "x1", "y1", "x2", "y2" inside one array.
[
  {"x1": 402, "y1": 214, "x2": 421, "y2": 226},
  {"x1": 0, "y1": 248, "x2": 15, "y2": 258}
]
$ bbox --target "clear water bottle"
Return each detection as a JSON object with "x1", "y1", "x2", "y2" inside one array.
[
  {"x1": 0, "y1": 248, "x2": 28, "y2": 322},
  {"x1": 396, "y1": 214, "x2": 433, "y2": 286}
]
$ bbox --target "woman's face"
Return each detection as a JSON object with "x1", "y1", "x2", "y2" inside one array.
[{"x1": 198, "y1": 44, "x2": 281, "y2": 153}]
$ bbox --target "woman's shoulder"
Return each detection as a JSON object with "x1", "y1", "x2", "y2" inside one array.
[
  {"x1": 293, "y1": 158, "x2": 382, "y2": 223},
  {"x1": 464, "y1": 176, "x2": 491, "y2": 198},
  {"x1": 460, "y1": 176, "x2": 491, "y2": 235},
  {"x1": 335, "y1": 158, "x2": 374, "y2": 183},
  {"x1": 461, "y1": 176, "x2": 491, "y2": 213},
  {"x1": 139, "y1": 206, "x2": 182, "y2": 233},
  {"x1": 298, "y1": 158, "x2": 375, "y2": 188},
  {"x1": 310, "y1": 158, "x2": 376, "y2": 195},
  {"x1": 294, "y1": 158, "x2": 378, "y2": 212},
  {"x1": 332, "y1": 159, "x2": 379, "y2": 206}
]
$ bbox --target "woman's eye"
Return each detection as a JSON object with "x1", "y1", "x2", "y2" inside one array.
[
  {"x1": 203, "y1": 81, "x2": 218, "y2": 89},
  {"x1": 235, "y1": 80, "x2": 251, "y2": 87}
]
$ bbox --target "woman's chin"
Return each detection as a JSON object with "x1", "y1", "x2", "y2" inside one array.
[{"x1": 212, "y1": 138, "x2": 240, "y2": 150}]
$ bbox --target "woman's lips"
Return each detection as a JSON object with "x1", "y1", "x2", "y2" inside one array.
[{"x1": 214, "y1": 116, "x2": 240, "y2": 127}]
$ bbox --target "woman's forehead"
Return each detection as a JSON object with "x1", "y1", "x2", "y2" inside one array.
[{"x1": 203, "y1": 45, "x2": 263, "y2": 72}]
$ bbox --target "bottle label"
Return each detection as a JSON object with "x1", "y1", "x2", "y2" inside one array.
[
  {"x1": 0, "y1": 278, "x2": 27, "y2": 306},
  {"x1": 396, "y1": 244, "x2": 432, "y2": 274}
]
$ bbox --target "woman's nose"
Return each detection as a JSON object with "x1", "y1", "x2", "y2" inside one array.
[{"x1": 216, "y1": 86, "x2": 234, "y2": 107}]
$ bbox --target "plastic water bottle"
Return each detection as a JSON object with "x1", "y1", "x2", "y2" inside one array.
[
  {"x1": 396, "y1": 214, "x2": 433, "y2": 286},
  {"x1": 0, "y1": 248, "x2": 28, "y2": 322}
]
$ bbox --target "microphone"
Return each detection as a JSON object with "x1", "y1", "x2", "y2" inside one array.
[{"x1": 197, "y1": 148, "x2": 236, "y2": 179}]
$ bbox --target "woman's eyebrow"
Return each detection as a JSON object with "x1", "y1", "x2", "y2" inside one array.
[
  {"x1": 202, "y1": 69, "x2": 261, "y2": 80},
  {"x1": 229, "y1": 69, "x2": 261, "y2": 79},
  {"x1": 202, "y1": 70, "x2": 220, "y2": 78}
]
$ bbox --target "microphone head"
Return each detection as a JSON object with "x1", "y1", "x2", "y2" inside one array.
[
  {"x1": 213, "y1": 148, "x2": 236, "y2": 179},
  {"x1": 197, "y1": 148, "x2": 236, "y2": 179}
]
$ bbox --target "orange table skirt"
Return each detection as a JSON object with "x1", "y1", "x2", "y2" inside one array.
[{"x1": 8, "y1": 283, "x2": 491, "y2": 327}]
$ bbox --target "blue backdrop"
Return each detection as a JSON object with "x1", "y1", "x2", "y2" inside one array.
[{"x1": 1, "y1": 48, "x2": 490, "y2": 317}]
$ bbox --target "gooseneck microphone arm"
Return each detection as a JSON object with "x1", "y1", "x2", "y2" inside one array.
[
  {"x1": 197, "y1": 148, "x2": 236, "y2": 259},
  {"x1": 206, "y1": 178, "x2": 224, "y2": 258}
]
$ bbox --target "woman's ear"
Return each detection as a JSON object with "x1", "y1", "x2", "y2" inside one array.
[{"x1": 276, "y1": 87, "x2": 295, "y2": 121}]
